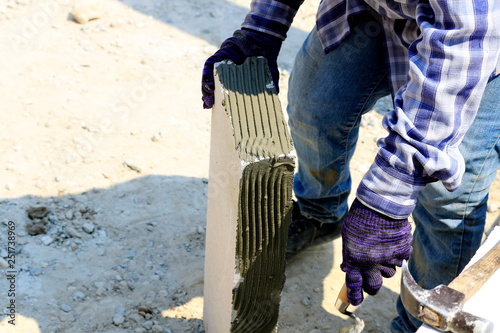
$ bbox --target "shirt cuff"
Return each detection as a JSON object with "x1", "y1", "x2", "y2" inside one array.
[{"x1": 356, "y1": 155, "x2": 434, "y2": 219}]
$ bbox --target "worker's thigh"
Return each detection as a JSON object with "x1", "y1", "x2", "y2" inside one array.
[
  {"x1": 411, "y1": 74, "x2": 500, "y2": 288},
  {"x1": 391, "y1": 74, "x2": 500, "y2": 332},
  {"x1": 287, "y1": 11, "x2": 390, "y2": 222}
]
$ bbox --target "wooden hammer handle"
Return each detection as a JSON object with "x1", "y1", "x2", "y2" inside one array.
[
  {"x1": 335, "y1": 281, "x2": 360, "y2": 314},
  {"x1": 447, "y1": 240, "x2": 500, "y2": 303}
]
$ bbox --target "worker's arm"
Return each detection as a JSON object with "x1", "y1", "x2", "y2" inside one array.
[
  {"x1": 241, "y1": 0, "x2": 304, "y2": 40},
  {"x1": 342, "y1": 0, "x2": 499, "y2": 306},
  {"x1": 357, "y1": 0, "x2": 500, "y2": 219}
]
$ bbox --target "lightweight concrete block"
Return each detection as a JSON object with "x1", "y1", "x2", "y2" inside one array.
[{"x1": 204, "y1": 57, "x2": 295, "y2": 333}]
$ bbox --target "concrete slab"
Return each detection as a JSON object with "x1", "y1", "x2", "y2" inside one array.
[{"x1": 203, "y1": 57, "x2": 295, "y2": 333}]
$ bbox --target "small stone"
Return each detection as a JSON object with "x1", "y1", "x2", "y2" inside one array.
[
  {"x1": 142, "y1": 320, "x2": 153, "y2": 330},
  {"x1": 60, "y1": 304, "x2": 72, "y2": 312},
  {"x1": 65, "y1": 226, "x2": 82, "y2": 238},
  {"x1": 65, "y1": 210, "x2": 75, "y2": 220},
  {"x1": 128, "y1": 313, "x2": 142, "y2": 323},
  {"x1": 48, "y1": 214, "x2": 59, "y2": 223},
  {"x1": 41, "y1": 235, "x2": 54, "y2": 246},
  {"x1": 151, "y1": 132, "x2": 162, "y2": 142},
  {"x1": 72, "y1": 291, "x2": 86, "y2": 302},
  {"x1": 27, "y1": 206, "x2": 49, "y2": 220},
  {"x1": 123, "y1": 161, "x2": 142, "y2": 173},
  {"x1": 115, "y1": 306, "x2": 126, "y2": 315},
  {"x1": 301, "y1": 296, "x2": 312, "y2": 307},
  {"x1": 82, "y1": 222, "x2": 95, "y2": 234},
  {"x1": 29, "y1": 267, "x2": 43, "y2": 276},
  {"x1": 138, "y1": 305, "x2": 153, "y2": 313},
  {"x1": 72, "y1": 2, "x2": 101, "y2": 24},
  {"x1": 113, "y1": 313, "x2": 125, "y2": 325},
  {"x1": 26, "y1": 221, "x2": 47, "y2": 235}
]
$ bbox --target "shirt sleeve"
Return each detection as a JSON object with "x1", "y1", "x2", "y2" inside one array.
[
  {"x1": 357, "y1": 0, "x2": 500, "y2": 219},
  {"x1": 241, "y1": 0, "x2": 305, "y2": 40}
]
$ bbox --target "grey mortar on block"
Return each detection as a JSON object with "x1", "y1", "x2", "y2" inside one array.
[{"x1": 203, "y1": 57, "x2": 295, "y2": 333}]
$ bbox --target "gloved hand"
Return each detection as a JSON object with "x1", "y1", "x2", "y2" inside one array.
[
  {"x1": 341, "y1": 198, "x2": 413, "y2": 306},
  {"x1": 201, "y1": 28, "x2": 282, "y2": 109}
]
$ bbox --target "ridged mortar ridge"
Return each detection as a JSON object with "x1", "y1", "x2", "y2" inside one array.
[
  {"x1": 216, "y1": 57, "x2": 294, "y2": 162},
  {"x1": 230, "y1": 159, "x2": 293, "y2": 333}
]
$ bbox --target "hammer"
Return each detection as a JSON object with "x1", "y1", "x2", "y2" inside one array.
[
  {"x1": 335, "y1": 282, "x2": 365, "y2": 333},
  {"x1": 401, "y1": 240, "x2": 500, "y2": 333}
]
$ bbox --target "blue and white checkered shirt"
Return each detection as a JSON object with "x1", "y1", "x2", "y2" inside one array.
[{"x1": 242, "y1": 0, "x2": 500, "y2": 219}]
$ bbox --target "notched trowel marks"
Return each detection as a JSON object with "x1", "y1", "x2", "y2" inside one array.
[
  {"x1": 215, "y1": 58, "x2": 295, "y2": 333},
  {"x1": 231, "y1": 158, "x2": 293, "y2": 333},
  {"x1": 216, "y1": 57, "x2": 294, "y2": 163}
]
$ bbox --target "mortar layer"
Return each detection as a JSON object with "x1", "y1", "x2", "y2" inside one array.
[
  {"x1": 230, "y1": 158, "x2": 294, "y2": 333},
  {"x1": 216, "y1": 57, "x2": 294, "y2": 162}
]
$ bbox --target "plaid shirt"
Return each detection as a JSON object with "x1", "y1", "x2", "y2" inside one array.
[{"x1": 242, "y1": 0, "x2": 500, "y2": 219}]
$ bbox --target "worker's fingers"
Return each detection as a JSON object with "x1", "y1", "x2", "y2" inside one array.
[
  {"x1": 201, "y1": 43, "x2": 247, "y2": 109},
  {"x1": 201, "y1": 51, "x2": 229, "y2": 109},
  {"x1": 361, "y1": 267, "x2": 383, "y2": 296},
  {"x1": 201, "y1": 74, "x2": 215, "y2": 109},
  {"x1": 378, "y1": 264, "x2": 397, "y2": 278},
  {"x1": 201, "y1": 79, "x2": 215, "y2": 109},
  {"x1": 201, "y1": 58, "x2": 216, "y2": 109},
  {"x1": 344, "y1": 269, "x2": 364, "y2": 306},
  {"x1": 387, "y1": 248, "x2": 412, "y2": 267}
]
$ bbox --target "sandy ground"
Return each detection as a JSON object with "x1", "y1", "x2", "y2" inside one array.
[{"x1": 0, "y1": 1, "x2": 498, "y2": 332}]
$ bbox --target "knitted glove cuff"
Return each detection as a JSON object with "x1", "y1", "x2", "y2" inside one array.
[{"x1": 348, "y1": 199, "x2": 406, "y2": 228}]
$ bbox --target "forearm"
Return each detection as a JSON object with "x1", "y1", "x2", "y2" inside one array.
[
  {"x1": 358, "y1": 0, "x2": 500, "y2": 219},
  {"x1": 241, "y1": 0, "x2": 305, "y2": 40}
]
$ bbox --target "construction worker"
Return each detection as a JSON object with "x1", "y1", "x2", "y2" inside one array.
[{"x1": 201, "y1": 1, "x2": 500, "y2": 331}]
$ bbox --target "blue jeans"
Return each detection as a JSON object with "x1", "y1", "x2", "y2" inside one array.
[{"x1": 286, "y1": 13, "x2": 500, "y2": 333}]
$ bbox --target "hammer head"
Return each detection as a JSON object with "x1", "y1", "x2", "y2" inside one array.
[{"x1": 400, "y1": 260, "x2": 494, "y2": 333}]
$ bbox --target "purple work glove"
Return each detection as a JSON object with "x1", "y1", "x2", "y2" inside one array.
[
  {"x1": 201, "y1": 28, "x2": 282, "y2": 109},
  {"x1": 341, "y1": 199, "x2": 413, "y2": 306}
]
